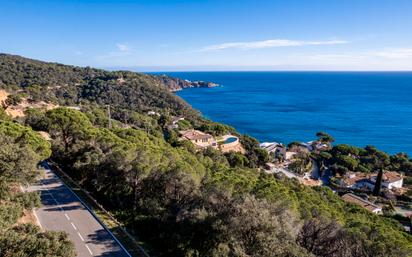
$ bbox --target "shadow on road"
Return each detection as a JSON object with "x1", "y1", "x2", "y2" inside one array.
[
  {"x1": 87, "y1": 228, "x2": 126, "y2": 257},
  {"x1": 40, "y1": 183, "x2": 85, "y2": 211}
]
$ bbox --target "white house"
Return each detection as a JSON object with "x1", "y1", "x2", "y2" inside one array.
[
  {"x1": 147, "y1": 110, "x2": 160, "y2": 116},
  {"x1": 371, "y1": 171, "x2": 403, "y2": 189},
  {"x1": 260, "y1": 142, "x2": 286, "y2": 160},
  {"x1": 340, "y1": 171, "x2": 403, "y2": 191}
]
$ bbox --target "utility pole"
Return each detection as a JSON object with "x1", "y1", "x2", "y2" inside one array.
[{"x1": 107, "y1": 105, "x2": 112, "y2": 129}]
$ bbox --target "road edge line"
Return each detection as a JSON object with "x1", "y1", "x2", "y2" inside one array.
[{"x1": 44, "y1": 162, "x2": 134, "y2": 257}]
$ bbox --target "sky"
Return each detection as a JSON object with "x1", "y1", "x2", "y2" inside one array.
[{"x1": 1, "y1": 0, "x2": 412, "y2": 71}]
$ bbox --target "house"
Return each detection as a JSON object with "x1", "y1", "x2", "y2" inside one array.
[
  {"x1": 299, "y1": 142, "x2": 314, "y2": 152},
  {"x1": 340, "y1": 171, "x2": 403, "y2": 191},
  {"x1": 340, "y1": 172, "x2": 374, "y2": 190},
  {"x1": 308, "y1": 140, "x2": 330, "y2": 152},
  {"x1": 341, "y1": 193, "x2": 382, "y2": 214},
  {"x1": 147, "y1": 110, "x2": 160, "y2": 116},
  {"x1": 260, "y1": 142, "x2": 286, "y2": 160},
  {"x1": 371, "y1": 171, "x2": 403, "y2": 189},
  {"x1": 179, "y1": 129, "x2": 217, "y2": 149}
]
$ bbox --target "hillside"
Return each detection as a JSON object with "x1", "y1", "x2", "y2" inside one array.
[
  {"x1": 1, "y1": 53, "x2": 412, "y2": 257},
  {"x1": 0, "y1": 53, "x2": 198, "y2": 118}
]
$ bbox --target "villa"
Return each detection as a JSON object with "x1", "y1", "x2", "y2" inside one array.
[
  {"x1": 341, "y1": 193, "x2": 382, "y2": 214},
  {"x1": 340, "y1": 172, "x2": 372, "y2": 189},
  {"x1": 371, "y1": 171, "x2": 403, "y2": 190},
  {"x1": 260, "y1": 142, "x2": 286, "y2": 160},
  {"x1": 179, "y1": 130, "x2": 245, "y2": 153},
  {"x1": 307, "y1": 140, "x2": 330, "y2": 152},
  {"x1": 340, "y1": 171, "x2": 403, "y2": 191},
  {"x1": 179, "y1": 129, "x2": 218, "y2": 149}
]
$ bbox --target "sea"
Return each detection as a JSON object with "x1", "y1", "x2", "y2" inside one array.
[{"x1": 153, "y1": 72, "x2": 412, "y2": 155}]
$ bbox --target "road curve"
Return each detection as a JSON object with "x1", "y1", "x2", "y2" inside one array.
[{"x1": 26, "y1": 167, "x2": 131, "y2": 257}]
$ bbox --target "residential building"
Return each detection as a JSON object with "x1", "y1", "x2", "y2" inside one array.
[
  {"x1": 340, "y1": 171, "x2": 403, "y2": 191},
  {"x1": 370, "y1": 171, "x2": 403, "y2": 189},
  {"x1": 260, "y1": 142, "x2": 286, "y2": 160},
  {"x1": 179, "y1": 129, "x2": 217, "y2": 149},
  {"x1": 341, "y1": 193, "x2": 382, "y2": 214},
  {"x1": 340, "y1": 172, "x2": 374, "y2": 190},
  {"x1": 147, "y1": 110, "x2": 160, "y2": 116}
]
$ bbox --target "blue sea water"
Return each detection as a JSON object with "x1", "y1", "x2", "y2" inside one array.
[{"x1": 157, "y1": 72, "x2": 412, "y2": 155}]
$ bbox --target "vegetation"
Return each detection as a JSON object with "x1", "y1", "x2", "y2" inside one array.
[
  {"x1": 314, "y1": 144, "x2": 412, "y2": 176},
  {"x1": 240, "y1": 134, "x2": 270, "y2": 168},
  {"x1": 0, "y1": 53, "x2": 198, "y2": 118},
  {"x1": 23, "y1": 107, "x2": 411, "y2": 257},
  {"x1": 316, "y1": 131, "x2": 335, "y2": 143},
  {"x1": 0, "y1": 113, "x2": 75, "y2": 256},
  {"x1": 289, "y1": 152, "x2": 312, "y2": 175},
  {"x1": 1, "y1": 53, "x2": 412, "y2": 257}
]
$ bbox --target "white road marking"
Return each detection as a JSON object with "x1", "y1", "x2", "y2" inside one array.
[
  {"x1": 64, "y1": 213, "x2": 70, "y2": 220},
  {"x1": 85, "y1": 244, "x2": 93, "y2": 255},
  {"x1": 37, "y1": 167, "x2": 133, "y2": 257},
  {"x1": 77, "y1": 232, "x2": 85, "y2": 242}
]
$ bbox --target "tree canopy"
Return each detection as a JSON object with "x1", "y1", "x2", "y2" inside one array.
[{"x1": 0, "y1": 116, "x2": 75, "y2": 256}]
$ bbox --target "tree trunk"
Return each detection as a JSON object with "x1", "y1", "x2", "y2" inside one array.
[{"x1": 373, "y1": 168, "x2": 383, "y2": 196}]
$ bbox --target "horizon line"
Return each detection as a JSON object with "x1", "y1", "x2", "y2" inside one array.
[{"x1": 104, "y1": 68, "x2": 412, "y2": 73}]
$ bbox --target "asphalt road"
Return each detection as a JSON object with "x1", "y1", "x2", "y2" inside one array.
[{"x1": 26, "y1": 167, "x2": 131, "y2": 257}]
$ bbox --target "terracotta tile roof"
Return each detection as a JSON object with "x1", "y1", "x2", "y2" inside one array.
[
  {"x1": 381, "y1": 171, "x2": 403, "y2": 183},
  {"x1": 179, "y1": 129, "x2": 213, "y2": 141},
  {"x1": 341, "y1": 193, "x2": 381, "y2": 212},
  {"x1": 341, "y1": 172, "x2": 368, "y2": 187},
  {"x1": 342, "y1": 171, "x2": 403, "y2": 187}
]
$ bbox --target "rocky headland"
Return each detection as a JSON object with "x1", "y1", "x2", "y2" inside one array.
[{"x1": 157, "y1": 74, "x2": 219, "y2": 92}]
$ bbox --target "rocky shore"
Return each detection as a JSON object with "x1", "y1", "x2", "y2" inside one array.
[{"x1": 157, "y1": 74, "x2": 219, "y2": 92}]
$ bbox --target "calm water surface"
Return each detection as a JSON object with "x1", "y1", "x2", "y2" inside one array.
[{"x1": 154, "y1": 72, "x2": 412, "y2": 155}]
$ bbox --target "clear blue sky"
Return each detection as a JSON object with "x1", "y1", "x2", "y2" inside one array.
[{"x1": 1, "y1": 0, "x2": 412, "y2": 71}]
